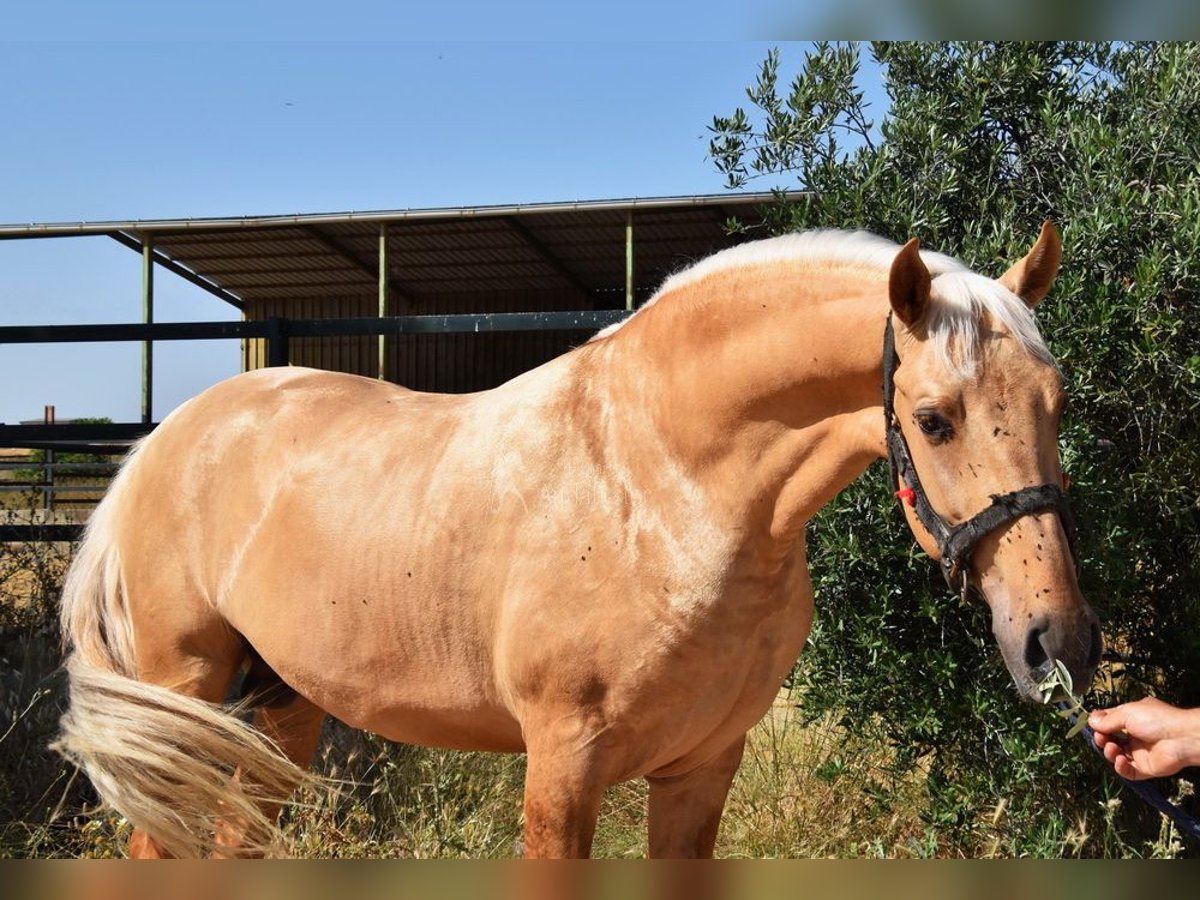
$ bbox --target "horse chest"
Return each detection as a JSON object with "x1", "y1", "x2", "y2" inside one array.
[
  {"x1": 680, "y1": 563, "x2": 813, "y2": 689},
  {"x1": 597, "y1": 556, "x2": 815, "y2": 773}
]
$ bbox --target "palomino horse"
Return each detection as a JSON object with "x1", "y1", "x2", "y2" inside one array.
[{"x1": 56, "y1": 224, "x2": 1101, "y2": 858}]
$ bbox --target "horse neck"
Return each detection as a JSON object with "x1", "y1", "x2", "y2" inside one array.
[{"x1": 591, "y1": 263, "x2": 890, "y2": 562}]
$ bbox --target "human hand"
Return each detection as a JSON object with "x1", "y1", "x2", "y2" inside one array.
[{"x1": 1088, "y1": 697, "x2": 1200, "y2": 780}]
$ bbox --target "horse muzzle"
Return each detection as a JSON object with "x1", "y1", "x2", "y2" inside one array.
[{"x1": 994, "y1": 604, "x2": 1103, "y2": 701}]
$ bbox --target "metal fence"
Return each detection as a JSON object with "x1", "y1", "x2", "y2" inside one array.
[{"x1": 0, "y1": 457, "x2": 121, "y2": 506}]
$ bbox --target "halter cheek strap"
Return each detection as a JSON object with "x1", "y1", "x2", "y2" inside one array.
[{"x1": 882, "y1": 314, "x2": 1077, "y2": 594}]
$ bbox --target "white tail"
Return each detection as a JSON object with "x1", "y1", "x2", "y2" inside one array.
[{"x1": 54, "y1": 448, "x2": 312, "y2": 857}]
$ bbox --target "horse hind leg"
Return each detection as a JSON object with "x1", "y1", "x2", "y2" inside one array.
[
  {"x1": 119, "y1": 623, "x2": 246, "y2": 859},
  {"x1": 56, "y1": 459, "x2": 313, "y2": 859},
  {"x1": 213, "y1": 670, "x2": 327, "y2": 858},
  {"x1": 250, "y1": 692, "x2": 326, "y2": 821},
  {"x1": 61, "y1": 594, "x2": 311, "y2": 859},
  {"x1": 125, "y1": 650, "x2": 326, "y2": 859}
]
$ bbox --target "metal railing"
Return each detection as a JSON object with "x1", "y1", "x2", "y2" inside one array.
[
  {"x1": 0, "y1": 457, "x2": 120, "y2": 541},
  {"x1": 0, "y1": 458, "x2": 121, "y2": 503}
]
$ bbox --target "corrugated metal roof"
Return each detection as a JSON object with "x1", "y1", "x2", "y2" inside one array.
[{"x1": 0, "y1": 193, "x2": 790, "y2": 309}]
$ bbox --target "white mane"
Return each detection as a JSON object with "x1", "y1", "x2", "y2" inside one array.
[{"x1": 592, "y1": 229, "x2": 1053, "y2": 376}]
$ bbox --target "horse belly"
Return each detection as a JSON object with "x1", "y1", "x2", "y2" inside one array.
[
  {"x1": 231, "y1": 596, "x2": 526, "y2": 752},
  {"x1": 349, "y1": 700, "x2": 525, "y2": 752}
]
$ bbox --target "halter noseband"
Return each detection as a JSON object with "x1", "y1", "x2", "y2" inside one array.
[{"x1": 883, "y1": 314, "x2": 1077, "y2": 597}]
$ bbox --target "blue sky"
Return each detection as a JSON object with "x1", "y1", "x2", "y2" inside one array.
[
  {"x1": 2, "y1": 4, "x2": 806, "y2": 42},
  {"x1": 0, "y1": 41, "x2": 891, "y2": 424}
]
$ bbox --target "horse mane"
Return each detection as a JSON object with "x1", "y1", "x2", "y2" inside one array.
[{"x1": 592, "y1": 229, "x2": 1053, "y2": 376}]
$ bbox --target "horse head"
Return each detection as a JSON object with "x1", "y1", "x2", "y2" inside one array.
[{"x1": 885, "y1": 223, "x2": 1101, "y2": 700}]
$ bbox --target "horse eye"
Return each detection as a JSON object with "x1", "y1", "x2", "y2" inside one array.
[{"x1": 915, "y1": 412, "x2": 953, "y2": 442}]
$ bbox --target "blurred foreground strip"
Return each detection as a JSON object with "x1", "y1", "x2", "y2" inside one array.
[{"x1": 11, "y1": 859, "x2": 1168, "y2": 900}]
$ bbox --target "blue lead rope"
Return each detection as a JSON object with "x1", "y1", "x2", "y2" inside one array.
[{"x1": 1059, "y1": 704, "x2": 1200, "y2": 841}]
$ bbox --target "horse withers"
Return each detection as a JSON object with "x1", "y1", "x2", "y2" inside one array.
[{"x1": 54, "y1": 223, "x2": 1100, "y2": 857}]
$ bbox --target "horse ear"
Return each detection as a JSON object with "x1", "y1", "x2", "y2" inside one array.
[
  {"x1": 889, "y1": 238, "x2": 931, "y2": 327},
  {"x1": 999, "y1": 220, "x2": 1062, "y2": 308}
]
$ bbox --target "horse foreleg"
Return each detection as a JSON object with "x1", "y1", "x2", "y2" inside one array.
[
  {"x1": 646, "y1": 734, "x2": 745, "y2": 858},
  {"x1": 520, "y1": 729, "x2": 610, "y2": 858}
]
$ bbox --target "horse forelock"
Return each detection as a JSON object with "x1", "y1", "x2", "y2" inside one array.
[
  {"x1": 591, "y1": 229, "x2": 1054, "y2": 377},
  {"x1": 926, "y1": 271, "x2": 1054, "y2": 378}
]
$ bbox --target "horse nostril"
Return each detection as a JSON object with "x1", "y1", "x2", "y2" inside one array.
[{"x1": 1023, "y1": 617, "x2": 1051, "y2": 672}]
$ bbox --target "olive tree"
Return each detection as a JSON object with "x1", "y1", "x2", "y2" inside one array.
[{"x1": 710, "y1": 41, "x2": 1200, "y2": 856}]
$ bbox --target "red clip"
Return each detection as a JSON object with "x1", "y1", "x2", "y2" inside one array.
[
  {"x1": 895, "y1": 487, "x2": 917, "y2": 508},
  {"x1": 1061, "y1": 472, "x2": 1071, "y2": 491}
]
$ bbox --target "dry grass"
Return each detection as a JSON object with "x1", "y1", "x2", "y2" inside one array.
[
  {"x1": 271, "y1": 701, "x2": 938, "y2": 859},
  {"x1": 717, "y1": 702, "x2": 932, "y2": 858},
  {"x1": 282, "y1": 729, "x2": 526, "y2": 858}
]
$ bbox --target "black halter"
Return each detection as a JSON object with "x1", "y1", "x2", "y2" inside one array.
[{"x1": 882, "y1": 314, "x2": 1077, "y2": 596}]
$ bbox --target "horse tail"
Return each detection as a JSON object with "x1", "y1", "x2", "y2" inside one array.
[{"x1": 54, "y1": 442, "x2": 310, "y2": 858}]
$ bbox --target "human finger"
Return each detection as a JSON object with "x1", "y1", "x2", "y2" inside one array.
[
  {"x1": 1089, "y1": 705, "x2": 1127, "y2": 735},
  {"x1": 1112, "y1": 754, "x2": 1145, "y2": 781}
]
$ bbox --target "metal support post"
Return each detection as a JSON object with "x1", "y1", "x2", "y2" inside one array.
[
  {"x1": 266, "y1": 317, "x2": 289, "y2": 367},
  {"x1": 43, "y1": 405, "x2": 55, "y2": 512},
  {"x1": 625, "y1": 211, "x2": 635, "y2": 311},
  {"x1": 141, "y1": 235, "x2": 154, "y2": 424},
  {"x1": 379, "y1": 223, "x2": 389, "y2": 379}
]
